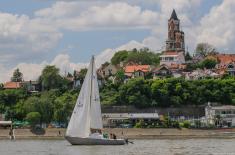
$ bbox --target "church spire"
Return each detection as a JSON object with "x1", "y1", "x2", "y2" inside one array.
[{"x1": 170, "y1": 9, "x2": 178, "y2": 20}]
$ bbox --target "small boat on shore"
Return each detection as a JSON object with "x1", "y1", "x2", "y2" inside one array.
[{"x1": 65, "y1": 56, "x2": 126, "y2": 145}]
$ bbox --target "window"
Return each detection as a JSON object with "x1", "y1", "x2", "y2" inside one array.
[{"x1": 227, "y1": 64, "x2": 234, "y2": 69}]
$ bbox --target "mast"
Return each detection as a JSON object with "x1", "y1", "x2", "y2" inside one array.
[
  {"x1": 90, "y1": 55, "x2": 94, "y2": 111},
  {"x1": 90, "y1": 55, "x2": 96, "y2": 133}
]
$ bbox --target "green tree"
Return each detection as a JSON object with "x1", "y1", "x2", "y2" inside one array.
[
  {"x1": 26, "y1": 112, "x2": 41, "y2": 127},
  {"x1": 39, "y1": 65, "x2": 63, "y2": 90},
  {"x1": 38, "y1": 91, "x2": 57, "y2": 124},
  {"x1": 100, "y1": 81, "x2": 120, "y2": 105},
  {"x1": 15, "y1": 90, "x2": 58, "y2": 124},
  {"x1": 185, "y1": 52, "x2": 192, "y2": 61},
  {"x1": 111, "y1": 49, "x2": 160, "y2": 65},
  {"x1": 119, "y1": 78, "x2": 152, "y2": 108},
  {"x1": 111, "y1": 50, "x2": 128, "y2": 65},
  {"x1": 195, "y1": 43, "x2": 218, "y2": 57},
  {"x1": 11, "y1": 68, "x2": 23, "y2": 82},
  {"x1": 77, "y1": 68, "x2": 87, "y2": 84},
  {"x1": 199, "y1": 58, "x2": 217, "y2": 69},
  {"x1": 126, "y1": 49, "x2": 160, "y2": 65},
  {"x1": 114, "y1": 69, "x2": 125, "y2": 83},
  {"x1": 53, "y1": 92, "x2": 77, "y2": 125}
]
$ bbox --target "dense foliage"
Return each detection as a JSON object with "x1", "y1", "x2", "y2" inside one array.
[
  {"x1": 39, "y1": 65, "x2": 70, "y2": 91},
  {"x1": 186, "y1": 58, "x2": 218, "y2": 71},
  {"x1": 100, "y1": 78, "x2": 235, "y2": 108},
  {"x1": 111, "y1": 48, "x2": 160, "y2": 65},
  {"x1": 26, "y1": 112, "x2": 41, "y2": 127}
]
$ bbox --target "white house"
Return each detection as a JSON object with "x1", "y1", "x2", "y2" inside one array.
[
  {"x1": 160, "y1": 51, "x2": 185, "y2": 66},
  {"x1": 205, "y1": 103, "x2": 235, "y2": 127}
]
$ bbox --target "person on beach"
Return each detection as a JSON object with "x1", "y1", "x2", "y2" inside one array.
[
  {"x1": 9, "y1": 128, "x2": 14, "y2": 140},
  {"x1": 113, "y1": 133, "x2": 117, "y2": 140}
]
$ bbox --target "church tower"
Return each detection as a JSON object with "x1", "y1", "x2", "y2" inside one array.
[{"x1": 165, "y1": 9, "x2": 185, "y2": 53}]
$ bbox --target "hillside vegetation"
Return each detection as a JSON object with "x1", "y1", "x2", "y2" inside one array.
[
  {"x1": 111, "y1": 48, "x2": 160, "y2": 65},
  {"x1": 0, "y1": 48, "x2": 235, "y2": 125}
]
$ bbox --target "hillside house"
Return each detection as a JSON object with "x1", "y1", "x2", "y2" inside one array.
[
  {"x1": 208, "y1": 54, "x2": 235, "y2": 76},
  {"x1": 3, "y1": 82, "x2": 23, "y2": 89},
  {"x1": 97, "y1": 63, "x2": 119, "y2": 78},
  {"x1": 185, "y1": 69, "x2": 220, "y2": 80},
  {"x1": 3, "y1": 81, "x2": 41, "y2": 92},
  {"x1": 124, "y1": 65, "x2": 151, "y2": 79},
  {"x1": 226, "y1": 63, "x2": 235, "y2": 76},
  {"x1": 22, "y1": 81, "x2": 41, "y2": 92},
  {"x1": 205, "y1": 103, "x2": 235, "y2": 127},
  {"x1": 152, "y1": 65, "x2": 172, "y2": 79},
  {"x1": 160, "y1": 51, "x2": 185, "y2": 66}
]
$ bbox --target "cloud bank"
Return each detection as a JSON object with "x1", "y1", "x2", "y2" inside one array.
[{"x1": 1, "y1": 0, "x2": 235, "y2": 83}]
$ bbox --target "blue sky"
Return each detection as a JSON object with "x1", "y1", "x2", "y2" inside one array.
[{"x1": 0, "y1": 0, "x2": 234, "y2": 82}]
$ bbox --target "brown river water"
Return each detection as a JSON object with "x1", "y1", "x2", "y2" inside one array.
[{"x1": 0, "y1": 139, "x2": 234, "y2": 155}]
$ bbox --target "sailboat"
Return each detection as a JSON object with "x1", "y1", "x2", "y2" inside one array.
[{"x1": 65, "y1": 56, "x2": 126, "y2": 145}]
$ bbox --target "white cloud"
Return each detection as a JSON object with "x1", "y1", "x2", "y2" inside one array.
[
  {"x1": 95, "y1": 40, "x2": 146, "y2": 67},
  {"x1": 196, "y1": 0, "x2": 235, "y2": 51},
  {"x1": 0, "y1": 1, "x2": 160, "y2": 66},
  {"x1": 0, "y1": 12, "x2": 62, "y2": 65},
  {"x1": 0, "y1": 54, "x2": 89, "y2": 83},
  {"x1": 0, "y1": 40, "x2": 146, "y2": 83},
  {"x1": 1, "y1": 0, "x2": 235, "y2": 83},
  {"x1": 35, "y1": 2, "x2": 159, "y2": 30}
]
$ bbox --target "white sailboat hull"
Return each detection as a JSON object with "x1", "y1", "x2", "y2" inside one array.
[{"x1": 65, "y1": 136, "x2": 126, "y2": 145}]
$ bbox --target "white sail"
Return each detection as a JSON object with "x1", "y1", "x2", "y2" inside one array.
[
  {"x1": 90, "y1": 59, "x2": 103, "y2": 130},
  {"x1": 65, "y1": 56, "x2": 127, "y2": 145},
  {"x1": 66, "y1": 57, "x2": 93, "y2": 138}
]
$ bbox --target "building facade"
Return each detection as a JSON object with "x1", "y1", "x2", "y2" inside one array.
[
  {"x1": 160, "y1": 9, "x2": 185, "y2": 67},
  {"x1": 166, "y1": 9, "x2": 185, "y2": 52},
  {"x1": 160, "y1": 51, "x2": 185, "y2": 66},
  {"x1": 205, "y1": 104, "x2": 235, "y2": 127},
  {"x1": 124, "y1": 65, "x2": 151, "y2": 79}
]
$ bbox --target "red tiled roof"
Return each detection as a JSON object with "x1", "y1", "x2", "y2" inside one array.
[
  {"x1": 152, "y1": 64, "x2": 169, "y2": 72},
  {"x1": 125, "y1": 65, "x2": 150, "y2": 73},
  {"x1": 162, "y1": 51, "x2": 179, "y2": 56},
  {"x1": 3, "y1": 82, "x2": 22, "y2": 89},
  {"x1": 216, "y1": 54, "x2": 235, "y2": 64},
  {"x1": 167, "y1": 64, "x2": 186, "y2": 70}
]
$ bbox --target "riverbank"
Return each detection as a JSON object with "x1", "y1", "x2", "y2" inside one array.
[{"x1": 0, "y1": 128, "x2": 235, "y2": 140}]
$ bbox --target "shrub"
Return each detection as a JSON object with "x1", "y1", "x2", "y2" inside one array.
[
  {"x1": 26, "y1": 112, "x2": 41, "y2": 127},
  {"x1": 183, "y1": 121, "x2": 190, "y2": 128},
  {"x1": 134, "y1": 120, "x2": 144, "y2": 128}
]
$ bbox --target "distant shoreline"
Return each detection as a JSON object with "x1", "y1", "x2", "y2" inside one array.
[{"x1": 0, "y1": 128, "x2": 235, "y2": 140}]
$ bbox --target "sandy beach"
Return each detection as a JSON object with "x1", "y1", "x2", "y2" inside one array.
[{"x1": 0, "y1": 128, "x2": 235, "y2": 140}]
